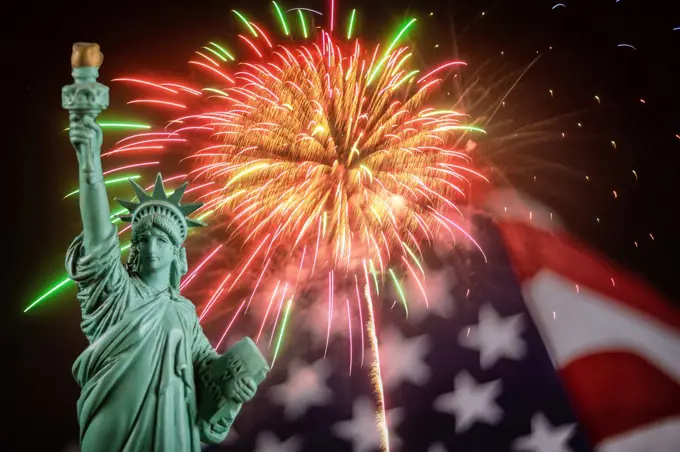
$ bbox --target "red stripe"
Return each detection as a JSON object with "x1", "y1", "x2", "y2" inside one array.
[
  {"x1": 560, "y1": 351, "x2": 680, "y2": 444},
  {"x1": 495, "y1": 219, "x2": 680, "y2": 332}
]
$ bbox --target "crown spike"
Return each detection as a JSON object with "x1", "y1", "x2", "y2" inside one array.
[
  {"x1": 168, "y1": 181, "x2": 188, "y2": 204},
  {"x1": 186, "y1": 217, "x2": 207, "y2": 228},
  {"x1": 114, "y1": 197, "x2": 140, "y2": 214},
  {"x1": 152, "y1": 173, "x2": 167, "y2": 200},
  {"x1": 179, "y1": 202, "x2": 203, "y2": 216},
  {"x1": 129, "y1": 178, "x2": 151, "y2": 202}
]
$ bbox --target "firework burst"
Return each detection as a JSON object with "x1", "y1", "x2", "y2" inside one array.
[
  {"x1": 192, "y1": 32, "x2": 486, "y2": 276},
  {"x1": 94, "y1": 8, "x2": 489, "y2": 332}
]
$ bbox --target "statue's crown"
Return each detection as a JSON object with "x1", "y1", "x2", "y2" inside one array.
[{"x1": 115, "y1": 173, "x2": 206, "y2": 242}]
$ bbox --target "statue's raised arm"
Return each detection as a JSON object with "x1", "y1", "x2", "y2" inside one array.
[
  {"x1": 63, "y1": 43, "x2": 130, "y2": 345},
  {"x1": 63, "y1": 42, "x2": 269, "y2": 452},
  {"x1": 62, "y1": 42, "x2": 111, "y2": 252}
]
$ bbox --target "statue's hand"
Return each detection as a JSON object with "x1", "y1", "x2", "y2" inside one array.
[
  {"x1": 225, "y1": 376, "x2": 257, "y2": 404},
  {"x1": 69, "y1": 114, "x2": 103, "y2": 176}
]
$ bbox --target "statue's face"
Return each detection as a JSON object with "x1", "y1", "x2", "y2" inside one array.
[{"x1": 136, "y1": 227, "x2": 175, "y2": 273}]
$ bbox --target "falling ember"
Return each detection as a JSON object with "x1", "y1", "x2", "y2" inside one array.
[
  {"x1": 611, "y1": 278, "x2": 616, "y2": 287},
  {"x1": 594, "y1": 95, "x2": 601, "y2": 105},
  {"x1": 613, "y1": 190, "x2": 618, "y2": 199},
  {"x1": 575, "y1": 284, "x2": 580, "y2": 293},
  {"x1": 632, "y1": 170, "x2": 638, "y2": 181},
  {"x1": 611, "y1": 140, "x2": 617, "y2": 149},
  {"x1": 649, "y1": 233, "x2": 655, "y2": 240}
]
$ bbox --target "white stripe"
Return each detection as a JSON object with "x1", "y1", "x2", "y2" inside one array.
[{"x1": 522, "y1": 271, "x2": 680, "y2": 382}]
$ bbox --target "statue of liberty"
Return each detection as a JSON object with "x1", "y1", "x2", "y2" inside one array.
[{"x1": 62, "y1": 42, "x2": 269, "y2": 451}]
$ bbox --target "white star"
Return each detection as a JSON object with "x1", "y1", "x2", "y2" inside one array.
[
  {"x1": 433, "y1": 371, "x2": 503, "y2": 432},
  {"x1": 268, "y1": 358, "x2": 333, "y2": 420},
  {"x1": 402, "y1": 265, "x2": 457, "y2": 323},
  {"x1": 333, "y1": 397, "x2": 404, "y2": 452},
  {"x1": 254, "y1": 431, "x2": 302, "y2": 452},
  {"x1": 512, "y1": 413, "x2": 575, "y2": 452},
  {"x1": 301, "y1": 289, "x2": 355, "y2": 347},
  {"x1": 459, "y1": 304, "x2": 526, "y2": 369},
  {"x1": 380, "y1": 327, "x2": 431, "y2": 390}
]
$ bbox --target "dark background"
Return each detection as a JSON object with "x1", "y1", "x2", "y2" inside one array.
[{"x1": 8, "y1": 0, "x2": 678, "y2": 450}]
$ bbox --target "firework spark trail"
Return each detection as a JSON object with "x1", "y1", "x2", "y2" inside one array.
[
  {"x1": 354, "y1": 275, "x2": 365, "y2": 366},
  {"x1": 199, "y1": 273, "x2": 231, "y2": 320},
  {"x1": 346, "y1": 297, "x2": 353, "y2": 375},
  {"x1": 325, "y1": 271, "x2": 334, "y2": 357},
  {"x1": 216, "y1": 298, "x2": 247, "y2": 349},
  {"x1": 256, "y1": 279, "x2": 280, "y2": 343},
  {"x1": 268, "y1": 282, "x2": 289, "y2": 347},
  {"x1": 63, "y1": 175, "x2": 142, "y2": 199},
  {"x1": 180, "y1": 244, "x2": 223, "y2": 290},
  {"x1": 401, "y1": 255, "x2": 428, "y2": 306},
  {"x1": 103, "y1": 161, "x2": 159, "y2": 176},
  {"x1": 245, "y1": 257, "x2": 271, "y2": 314},
  {"x1": 271, "y1": 297, "x2": 294, "y2": 367},
  {"x1": 363, "y1": 259, "x2": 390, "y2": 451}
]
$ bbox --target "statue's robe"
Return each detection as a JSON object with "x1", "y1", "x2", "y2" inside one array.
[{"x1": 66, "y1": 226, "x2": 237, "y2": 452}]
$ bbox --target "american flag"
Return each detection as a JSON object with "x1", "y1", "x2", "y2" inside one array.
[{"x1": 199, "y1": 190, "x2": 680, "y2": 452}]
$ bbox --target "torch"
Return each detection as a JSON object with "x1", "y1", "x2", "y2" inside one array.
[{"x1": 61, "y1": 42, "x2": 109, "y2": 179}]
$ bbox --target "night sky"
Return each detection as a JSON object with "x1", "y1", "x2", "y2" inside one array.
[{"x1": 9, "y1": 0, "x2": 679, "y2": 450}]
